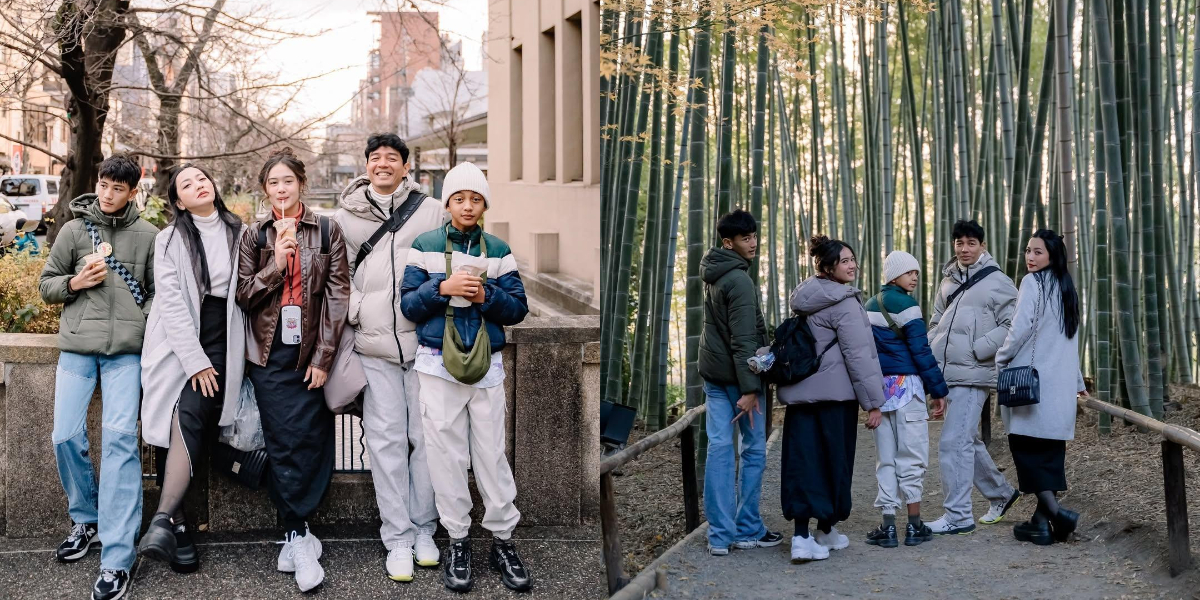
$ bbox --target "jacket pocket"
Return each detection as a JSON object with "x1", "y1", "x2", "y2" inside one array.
[{"x1": 67, "y1": 296, "x2": 90, "y2": 333}]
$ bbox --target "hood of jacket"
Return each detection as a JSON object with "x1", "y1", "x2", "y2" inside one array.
[
  {"x1": 700, "y1": 247, "x2": 749, "y2": 284},
  {"x1": 790, "y1": 276, "x2": 861, "y2": 315},
  {"x1": 941, "y1": 250, "x2": 1001, "y2": 283},
  {"x1": 338, "y1": 174, "x2": 423, "y2": 222},
  {"x1": 70, "y1": 193, "x2": 142, "y2": 229}
]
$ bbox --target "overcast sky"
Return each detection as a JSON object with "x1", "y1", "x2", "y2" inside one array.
[{"x1": 230, "y1": 0, "x2": 490, "y2": 125}]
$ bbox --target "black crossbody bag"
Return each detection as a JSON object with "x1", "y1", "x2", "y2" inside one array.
[{"x1": 997, "y1": 284, "x2": 1043, "y2": 408}]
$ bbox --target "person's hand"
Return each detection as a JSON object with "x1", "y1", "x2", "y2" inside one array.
[
  {"x1": 305, "y1": 365, "x2": 328, "y2": 390},
  {"x1": 467, "y1": 278, "x2": 487, "y2": 303},
  {"x1": 1078, "y1": 390, "x2": 1091, "y2": 399},
  {"x1": 929, "y1": 397, "x2": 946, "y2": 419},
  {"x1": 866, "y1": 408, "x2": 882, "y2": 429},
  {"x1": 190, "y1": 367, "x2": 220, "y2": 398},
  {"x1": 70, "y1": 260, "x2": 107, "y2": 291},
  {"x1": 274, "y1": 235, "x2": 298, "y2": 272},
  {"x1": 439, "y1": 271, "x2": 482, "y2": 298},
  {"x1": 731, "y1": 393, "x2": 761, "y2": 427}
]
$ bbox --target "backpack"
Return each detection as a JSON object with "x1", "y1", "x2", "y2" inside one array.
[{"x1": 762, "y1": 313, "x2": 839, "y2": 386}]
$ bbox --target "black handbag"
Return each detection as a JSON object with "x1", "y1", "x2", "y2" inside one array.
[
  {"x1": 997, "y1": 284, "x2": 1042, "y2": 408},
  {"x1": 210, "y1": 442, "x2": 268, "y2": 490}
]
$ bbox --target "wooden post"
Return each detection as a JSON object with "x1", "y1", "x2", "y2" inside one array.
[
  {"x1": 1161, "y1": 440, "x2": 1193, "y2": 576},
  {"x1": 600, "y1": 472, "x2": 626, "y2": 594},
  {"x1": 765, "y1": 384, "x2": 775, "y2": 437},
  {"x1": 981, "y1": 395, "x2": 992, "y2": 447},
  {"x1": 681, "y1": 423, "x2": 701, "y2": 533}
]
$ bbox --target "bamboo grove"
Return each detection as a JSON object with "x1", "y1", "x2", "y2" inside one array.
[{"x1": 599, "y1": 0, "x2": 1200, "y2": 442}]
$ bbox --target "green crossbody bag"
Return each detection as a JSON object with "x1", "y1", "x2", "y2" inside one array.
[{"x1": 442, "y1": 231, "x2": 492, "y2": 385}]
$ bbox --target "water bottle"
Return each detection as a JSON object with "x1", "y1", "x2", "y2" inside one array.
[{"x1": 747, "y1": 352, "x2": 776, "y2": 373}]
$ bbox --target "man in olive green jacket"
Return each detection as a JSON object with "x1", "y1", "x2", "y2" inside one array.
[
  {"x1": 696, "y1": 209, "x2": 781, "y2": 556},
  {"x1": 38, "y1": 155, "x2": 157, "y2": 600}
]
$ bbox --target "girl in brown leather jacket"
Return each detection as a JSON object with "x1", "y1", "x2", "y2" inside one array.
[{"x1": 235, "y1": 148, "x2": 350, "y2": 592}]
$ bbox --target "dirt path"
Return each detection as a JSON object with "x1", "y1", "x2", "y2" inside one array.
[{"x1": 649, "y1": 420, "x2": 1187, "y2": 600}]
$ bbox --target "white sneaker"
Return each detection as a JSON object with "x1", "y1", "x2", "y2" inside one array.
[
  {"x1": 813, "y1": 527, "x2": 850, "y2": 550},
  {"x1": 386, "y1": 544, "x2": 415, "y2": 582},
  {"x1": 277, "y1": 530, "x2": 324, "y2": 572},
  {"x1": 980, "y1": 490, "x2": 1022, "y2": 524},
  {"x1": 291, "y1": 533, "x2": 326, "y2": 592},
  {"x1": 415, "y1": 531, "x2": 440, "y2": 567},
  {"x1": 789, "y1": 535, "x2": 830, "y2": 563},
  {"x1": 927, "y1": 515, "x2": 977, "y2": 535}
]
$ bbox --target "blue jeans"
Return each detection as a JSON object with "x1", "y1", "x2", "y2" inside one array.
[
  {"x1": 703, "y1": 380, "x2": 768, "y2": 548},
  {"x1": 52, "y1": 352, "x2": 143, "y2": 572}
]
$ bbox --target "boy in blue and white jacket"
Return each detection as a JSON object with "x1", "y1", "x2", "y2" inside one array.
[
  {"x1": 399, "y1": 162, "x2": 531, "y2": 593},
  {"x1": 862, "y1": 251, "x2": 950, "y2": 548}
]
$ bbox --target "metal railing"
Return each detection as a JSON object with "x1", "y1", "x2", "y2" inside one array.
[{"x1": 1074, "y1": 396, "x2": 1198, "y2": 576}]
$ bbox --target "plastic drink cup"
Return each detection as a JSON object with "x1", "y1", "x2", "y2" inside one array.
[{"x1": 274, "y1": 217, "x2": 297, "y2": 243}]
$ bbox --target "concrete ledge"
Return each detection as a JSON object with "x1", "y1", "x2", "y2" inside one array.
[
  {"x1": 509, "y1": 315, "x2": 600, "y2": 344},
  {"x1": 0, "y1": 334, "x2": 60, "y2": 364}
]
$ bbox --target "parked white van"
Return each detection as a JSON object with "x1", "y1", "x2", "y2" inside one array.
[{"x1": 0, "y1": 174, "x2": 60, "y2": 232}]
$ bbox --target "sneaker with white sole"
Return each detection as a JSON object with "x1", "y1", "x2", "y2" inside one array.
[
  {"x1": 290, "y1": 533, "x2": 325, "y2": 592},
  {"x1": 927, "y1": 515, "x2": 977, "y2": 535},
  {"x1": 790, "y1": 534, "x2": 830, "y2": 563},
  {"x1": 814, "y1": 526, "x2": 850, "y2": 550},
  {"x1": 415, "y1": 527, "x2": 440, "y2": 567},
  {"x1": 387, "y1": 544, "x2": 415, "y2": 582},
  {"x1": 980, "y1": 489, "x2": 1022, "y2": 524},
  {"x1": 707, "y1": 544, "x2": 730, "y2": 556},
  {"x1": 58, "y1": 522, "x2": 99, "y2": 563},
  {"x1": 733, "y1": 531, "x2": 785, "y2": 549},
  {"x1": 91, "y1": 568, "x2": 129, "y2": 600},
  {"x1": 277, "y1": 529, "x2": 324, "y2": 572}
]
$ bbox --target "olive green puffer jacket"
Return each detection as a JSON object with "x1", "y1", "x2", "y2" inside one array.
[
  {"x1": 39, "y1": 194, "x2": 158, "y2": 355},
  {"x1": 697, "y1": 247, "x2": 769, "y2": 395}
]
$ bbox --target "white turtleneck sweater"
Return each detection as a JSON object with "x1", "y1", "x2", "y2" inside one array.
[{"x1": 193, "y1": 210, "x2": 232, "y2": 298}]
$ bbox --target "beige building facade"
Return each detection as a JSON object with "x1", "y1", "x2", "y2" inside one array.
[{"x1": 486, "y1": 0, "x2": 601, "y2": 313}]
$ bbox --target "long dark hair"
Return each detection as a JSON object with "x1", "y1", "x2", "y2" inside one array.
[
  {"x1": 166, "y1": 163, "x2": 242, "y2": 295},
  {"x1": 1030, "y1": 229, "x2": 1079, "y2": 339},
  {"x1": 809, "y1": 234, "x2": 854, "y2": 279}
]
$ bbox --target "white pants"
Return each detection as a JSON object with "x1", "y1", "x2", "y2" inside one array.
[
  {"x1": 416, "y1": 371, "x2": 521, "y2": 540},
  {"x1": 361, "y1": 355, "x2": 439, "y2": 549},
  {"x1": 873, "y1": 399, "x2": 930, "y2": 514}
]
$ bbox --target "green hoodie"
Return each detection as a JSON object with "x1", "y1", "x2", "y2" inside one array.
[
  {"x1": 39, "y1": 194, "x2": 158, "y2": 355},
  {"x1": 697, "y1": 247, "x2": 768, "y2": 395}
]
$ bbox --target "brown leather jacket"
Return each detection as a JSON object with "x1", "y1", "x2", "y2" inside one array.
[{"x1": 236, "y1": 207, "x2": 350, "y2": 372}]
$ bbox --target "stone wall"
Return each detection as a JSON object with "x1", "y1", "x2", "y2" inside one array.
[{"x1": 0, "y1": 316, "x2": 599, "y2": 538}]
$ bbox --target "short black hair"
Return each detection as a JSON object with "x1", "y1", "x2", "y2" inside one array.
[
  {"x1": 716, "y1": 209, "x2": 757, "y2": 241},
  {"x1": 97, "y1": 154, "x2": 141, "y2": 188},
  {"x1": 365, "y1": 133, "x2": 409, "y2": 163},
  {"x1": 952, "y1": 219, "x2": 986, "y2": 243}
]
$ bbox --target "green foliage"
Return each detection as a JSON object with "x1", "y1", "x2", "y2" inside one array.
[
  {"x1": 140, "y1": 195, "x2": 169, "y2": 229},
  {"x1": 0, "y1": 251, "x2": 61, "y2": 334}
]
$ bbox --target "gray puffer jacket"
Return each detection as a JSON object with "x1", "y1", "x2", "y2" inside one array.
[
  {"x1": 928, "y1": 252, "x2": 1017, "y2": 387},
  {"x1": 776, "y1": 276, "x2": 886, "y2": 411}
]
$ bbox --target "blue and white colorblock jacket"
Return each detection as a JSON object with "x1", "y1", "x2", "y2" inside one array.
[
  {"x1": 863, "y1": 284, "x2": 951, "y2": 399},
  {"x1": 399, "y1": 223, "x2": 528, "y2": 353}
]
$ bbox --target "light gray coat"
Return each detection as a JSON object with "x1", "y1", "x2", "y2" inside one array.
[
  {"x1": 928, "y1": 252, "x2": 1018, "y2": 387},
  {"x1": 140, "y1": 224, "x2": 248, "y2": 448},
  {"x1": 776, "y1": 277, "x2": 886, "y2": 411},
  {"x1": 996, "y1": 273, "x2": 1086, "y2": 441}
]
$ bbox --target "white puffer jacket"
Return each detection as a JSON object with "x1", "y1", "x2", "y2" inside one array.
[
  {"x1": 928, "y1": 252, "x2": 1018, "y2": 387},
  {"x1": 334, "y1": 175, "x2": 448, "y2": 364}
]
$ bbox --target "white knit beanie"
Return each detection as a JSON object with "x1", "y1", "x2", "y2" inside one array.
[
  {"x1": 441, "y1": 162, "x2": 490, "y2": 208},
  {"x1": 883, "y1": 250, "x2": 920, "y2": 285}
]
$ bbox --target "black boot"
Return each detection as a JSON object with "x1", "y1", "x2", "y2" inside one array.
[
  {"x1": 137, "y1": 513, "x2": 177, "y2": 563},
  {"x1": 1013, "y1": 520, "x2": 1054, "y2": 546},
  {"x1": 1050, "y1": 509, "x2": 1079, "y2": 542},
  {"x1": 170, "y1": 520, "x2": 199, "y2": 574},
  {"x1": 865, "y1": 524, "x2": 898, "y2": 548},
  {"x1": 490, "y1": 538, "x2": 532, "y2": 592},
  {"x1": 442, "y1": 538, "x2": 473, "y2": 593}
]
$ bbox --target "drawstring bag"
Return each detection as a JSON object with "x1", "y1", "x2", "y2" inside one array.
[{"x1": 442, "y1": 231, "x2": 491, "y2": 385}]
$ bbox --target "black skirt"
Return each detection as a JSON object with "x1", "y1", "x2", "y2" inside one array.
[
  {"x1": 247, "y1": 315, "x2": 335, "y2": 522},
  {"x1": 155, "y1": 295, "x2": 227, "y2": 484},
  {"x1": 1008, "y1": 433, "x2": 1067, "y2": 493},
  {"x1": 780, "y1": 401, "x2": 859, "y2": 524}
]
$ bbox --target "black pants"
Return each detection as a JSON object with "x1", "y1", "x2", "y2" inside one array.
[
  {"x1": 156, "y1": 296, "x2": 227, "y2": 483},
  {"x1": 247, "y1": 316, "x2": 335, "y2": 529},
  {"x1": 780, "y1": 401, "x2": 859, "y2": 526}
]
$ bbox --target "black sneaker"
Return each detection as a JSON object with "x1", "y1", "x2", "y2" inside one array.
[
  {"x1": 865, "y1": 524, "x2": 898, "y2": 548},
  {"x1": 57, "y1": 522, "x2": 99, "y2": 562},
  {"x1": 137, "y1": 513, "x2": 176, "y2": 564},
  {"x1": 91, "y1": 569, "x2": 129, "y2": 600},
  {"x1": 733, "y1": 531, "x2": 785, "y2": 549},
  {"x1": 171, "y1": 520, "x2": 200, "y2": 574},
  {"x1": 443, "y1": 538, "x2": 473, "y2": 593},
  {"x1": 905, "y1": 522, "x2": 933, "y2": 546},
  {"x1": 489, "y1": 538, "x2": 532, "y2": 592}
]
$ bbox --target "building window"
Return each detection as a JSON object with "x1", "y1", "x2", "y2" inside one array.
[
  {"x1": 539, "y1": 27, "x2": 555, "y2": 182},
  {"x1": 510, "y1": 45, "x2": 523, "y2": 181},
  {"x1": 563, "y1": 13, "x2": 584, "y2": 182}
]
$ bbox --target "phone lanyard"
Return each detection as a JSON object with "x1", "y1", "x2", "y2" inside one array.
[{"x1": 285, "y1": 242, "x2": 299, "y2": 306}]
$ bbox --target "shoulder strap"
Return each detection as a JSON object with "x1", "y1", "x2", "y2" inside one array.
[
  {"x1": 875, "y1": 292, "x2": 905, "y2": 337},
  {"x1": 945, "y1": 265, "x2": 1001, "y2": 307},
  {"x1": 319, "y1": 215, "x2": 330, "y2": 254},
  {"x1": 256, "y1": 219, "x2": 271, "y2": 250},
  {"x1": 354, "y1": 190, "x2": 427, "y2": 270},
  {"x1": 82, "y1": 220, "x2": 146, "y2": 307}
]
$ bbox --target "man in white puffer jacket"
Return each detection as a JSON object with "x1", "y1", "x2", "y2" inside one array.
[{"x1": 334, "y1": 133, "x2": 448, "y2": 583}]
